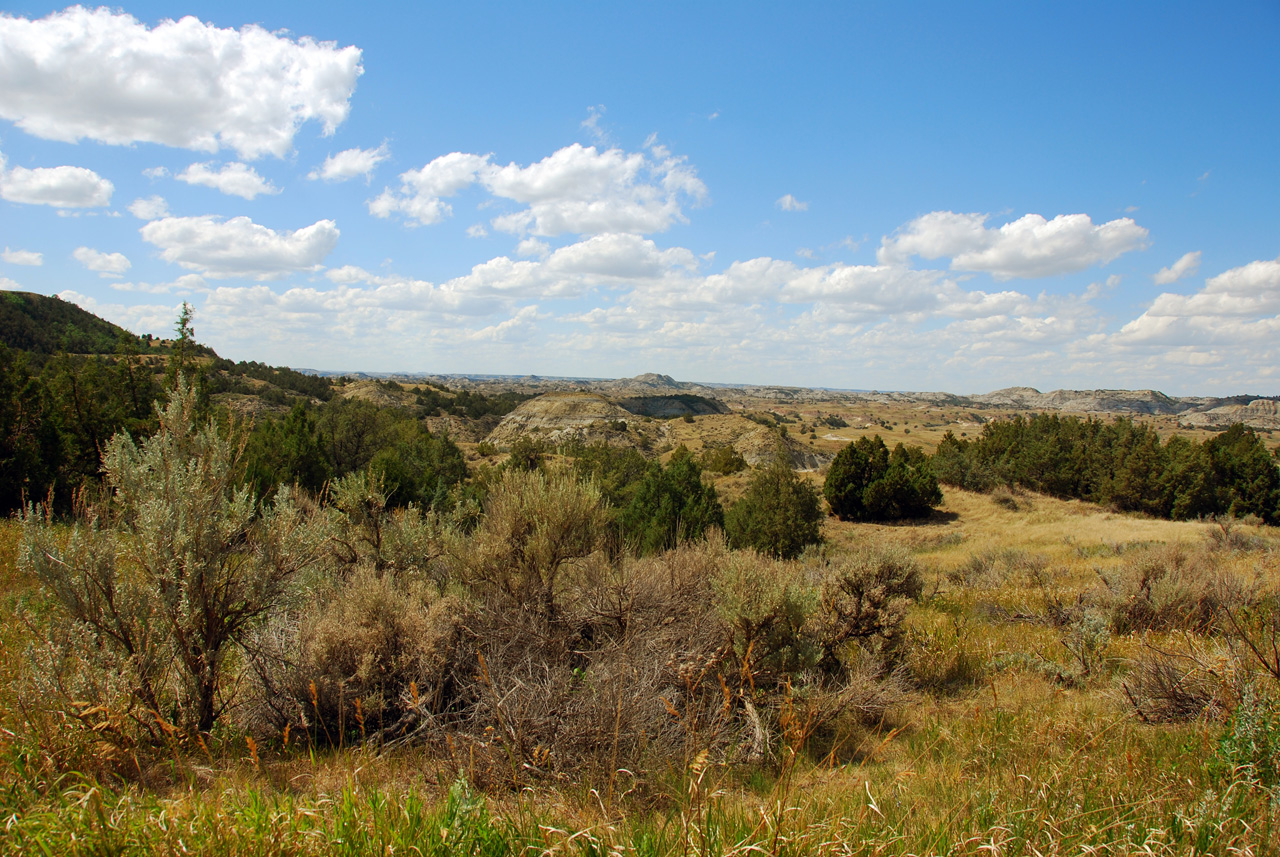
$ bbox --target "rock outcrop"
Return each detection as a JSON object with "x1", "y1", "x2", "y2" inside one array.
[
  {"x1": 970, "y1": 387, "x2": 1192, "y2": 415},
  {"x1": 732, "y1": 426, "x2": 833, "y2": 472},
  {"x1": 485, "y1": 392, "x2": 639, "y2": 447},
  {"x1": 1179, "y1": 399, "x2": 1280, "y2": 431},
  {"x1": 616, "y1": 395, "x2": 730, "y2": 418}
]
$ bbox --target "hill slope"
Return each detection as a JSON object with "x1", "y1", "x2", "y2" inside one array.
[{"x1": 0, "y1": 291, "x2": 140, "y2": 356}]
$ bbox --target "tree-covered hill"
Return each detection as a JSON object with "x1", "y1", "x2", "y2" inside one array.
[
  {"x1": 0, "y1": 296, "x2": 530, "y2": 515},
  {"x1": 0, "y1": 291, "x2": 140, "y2": 357}
]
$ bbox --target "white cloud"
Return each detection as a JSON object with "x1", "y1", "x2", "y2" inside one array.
[
  {"x1": 140, "y1": 215, "x2": 339, "y2": 279},
  {"x1": 486, "y1": 142, "x2": 707, "y2": 237},
  {"x1": 135, "y1": 227, "x2": 1280, "y2": 393},
  {"x1": 73, "y1": 246, "x2": 131, "y2": 277},
  {"x1": 776, "y1": 194, "x2": 808, "y2": 212},
  {"x1": 129, "y1": 195, "x2": 170, "y2": 220},
  {"x1": 2, "y1": 247, "x2": 42, "y2": 266},
  {"x1": 0, "y1": 152, "x2": 113, "y2": 207},
  {"x1": 466, "y1": 224, "x2": 489, "y2": 239},
  {"x1": 1115, "y1": 256, "x2": 1280, "y2": 347},
  {"x1": 371, "y1": 142, "x2": 707, "y2": 236},
  {"x1": 369, "y1": 152, "x2": 490, "y2": 225},
  {"x1": 0, "y1": 7, "x2": 362, "y2": 160},
  {"x1": 324, "y1": 265, "x2": 372, "y2": 285},
  {"x1": 878, "y1": 211, "x2": 1149, "y2": 279},
  {"x1": 177, "y1": 162, "x2": 279, "y2": 200},
  {"x1": 110, "y1": 274, "x2": 207, "y2": 295},
  {"x1": 516, "y1": 238, "x2": 549, "y2": 258},
  {"x1": 143, "y1": 166, "x2": 170, "y2": 179},
  {"x1": 581, "y1": 105, "x2": 608, "y2": 144},
  {"x1": 308, "y1": 144, "x2": 389, "y2": 182},
  {"x1": 1153, "y1": 250, "x2": 1201, "y2": 285},
  {"x1": 877, "y1": 211, "x2": 990, "y2": 266}
]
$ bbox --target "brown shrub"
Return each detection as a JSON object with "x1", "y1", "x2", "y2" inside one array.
[
  {"x1": 454, "y1": 467, "x2": 607, "y2": 617},
  {"x1": 449, "y1": 540, "x2": 738, "y2": 781},
  {"x1": 711, "y1": 550, "x2": 818, "y2": 683},
  {"x1": 245, "y1": 568, "x2": 462, "y2": 745},
  {"x1": 1121, "y1": 638, "x2": 1243, "y2": 723},
  {"x1": 808, "y1": 544, "x2": 924, "y2": 668},
  {"x1": 1101, "y1": 543, "x2": 1247, "y2": 635}
]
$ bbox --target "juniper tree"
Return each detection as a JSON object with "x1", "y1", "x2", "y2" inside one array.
[{"x1": 725, "y1": 457, "x2": 823, "y2": 559}]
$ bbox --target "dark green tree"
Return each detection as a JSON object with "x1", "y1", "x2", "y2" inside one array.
[
  {"x1": 1206, "y1": 424, "x2": 1280, "y2": 523},
  {"x1": 619, "y1": 446, "x2": 724, "y2": 554},
  {"x1": 726, "y1": 458, "x2": 823, "y2": 559},
  {"x1": 0, "y1": 346, "x2": 62, "y2": 509},
  {"x1": 317, "y1": 397, "x2": 394, "y2": 476},
  {"x1": 369, "y1": 421, "x2": 468, "y2": 510},
  {"x1": 824, "y1": 435, "x2": 941, "y2": 521},
  {"x1": 244, "y1": 402, "x2": 332, "y2": 497},
  {"x1": 571, "y1": 441, "x2": 649, "y2": 512}
]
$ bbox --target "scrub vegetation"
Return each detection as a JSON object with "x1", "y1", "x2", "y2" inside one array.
[{"x1": 2, "y1": 302, "x2": 1280, "y2": 854}]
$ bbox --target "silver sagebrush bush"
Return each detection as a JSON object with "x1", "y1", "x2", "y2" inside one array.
[{"x1": 20, "y1": 380, "x2": 324, "y2": 746}]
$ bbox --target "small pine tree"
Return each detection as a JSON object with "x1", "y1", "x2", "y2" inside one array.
[
  {"x1": 620, "y1": 447, "x2": 724, "y2": 554},
  {"x1": 726, "y1": 458, "x2": 823, "y2": 559},
  {"x1": 824, "y1": 435, "x2": 941, "y2": 522}
]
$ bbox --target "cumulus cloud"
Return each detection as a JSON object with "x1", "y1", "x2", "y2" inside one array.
[
  {"x1": 371, "y1": 142, "x2": 707, "y2": 236},
  {"x1": 369, "y1": 152, "x2": 490, "y2": 225},
  {"x1": 776, "y1": 194, "x2": 808, "y2": 212},
  {"x1": 308, "y1": 144, "x2": 389, "y2": 182},
  {"x1": 878, "y1": 211, "x2": 1149, "y2": 279},
  {"x1": 1153, "y1": 250, "x2": 1201, "y2": 285},
  {"x1": 73, "y1": 246, "x2": 131, "y2": 277},
  {"x1": 486, "y1": 142, "x2": 707, "y2": 236},
  {"x1": 0, "y1": 152, "x2": 113, "y2": 207},
  {"x1": 177, "y1": 162, "x2": 279, "y2": 199},
  {"x1": 0, "y1": 7, "x2": 362, "y2": 160},
  {"x1": 128, "y1": 195, "x2": 170, "y2": 220},
  {"x1": 1115, "y1": 256, "x2": 1280, "y2": 347},
  {"x1": 140, "y1": 215, "x2": 339, "y2": 279},
  {"x1": 2, "y1": 247, "x2": 42, "y2": 266},
  {"x1": 111, "y1": 274, "x2": 207, "y2": 295},
  {"x1": 517, "y1": 238, "x2": 550, "y2": 258}
]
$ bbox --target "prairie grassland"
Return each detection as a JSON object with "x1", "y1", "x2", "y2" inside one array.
[{"x1": 2, "y1": 487, "x2": 1279, "y2": 856}]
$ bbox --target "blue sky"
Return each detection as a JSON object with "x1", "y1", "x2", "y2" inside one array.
[{"x1": 1, "y1": 2, "x2": 1277, "y2": 395}]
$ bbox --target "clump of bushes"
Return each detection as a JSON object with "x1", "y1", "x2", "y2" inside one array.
[
  {"x1": 20, "y1": 383, "x2": 325, "y2": 769},
  {"x1": 809, "y1": 545, "x2": 924, "y2": 668},
  {"x1": 258, "y1": 569, "x2": 461, "y2": 742},
  {"x1": 824, "y1": 435, "x2": 941, "y2": 522},
  {"x1": 17, "y1": 383, "x2": 931, "y2": 788},
  {"x1": 699, "y1": 443, "x2": 747, "y2": 475},
  {"x1": 1099, "y1": 543, "x2": 1246, "y2": 635}
]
